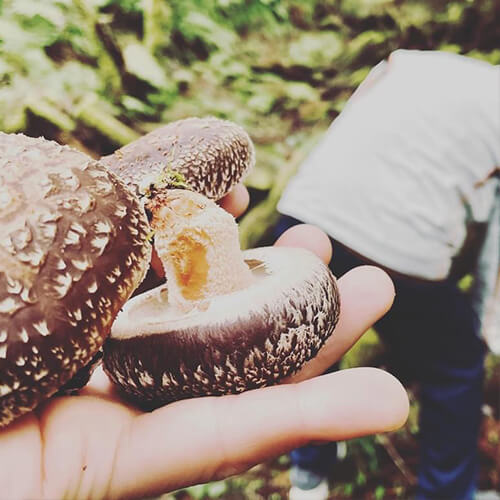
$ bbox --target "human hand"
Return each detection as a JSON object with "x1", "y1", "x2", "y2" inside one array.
[{"x1": 0, "y1": 185, "x2": 408, "y2": 499}]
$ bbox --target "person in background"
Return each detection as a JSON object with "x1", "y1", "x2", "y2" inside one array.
[
  {"x1": 0, "y1": 186, "x2": 409, "y2": 499},
  {"x1": 276, "y1": 49, "x2": 500, "y2": 500}
]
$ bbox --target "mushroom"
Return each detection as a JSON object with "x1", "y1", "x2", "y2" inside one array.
[
  {"x1": 0, "y1": 133, "x2": 151, "y2": 427},
  {"x1": 102, "y1": 124, "x2": 340, "y2": 408},
  {"x1": 100, "y1": 116, "x2": 256, "y2": 297},
  {"x1": 100, "y1": 116, "x2": 255, "y2": 201}
]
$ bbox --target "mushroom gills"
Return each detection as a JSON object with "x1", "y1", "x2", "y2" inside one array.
[
  {"x1": 110, "y1": 255, "x2": 272, "y2": 333},
  {"x1": 103, "y1": 245, "x2": 340, "y2": 408}
]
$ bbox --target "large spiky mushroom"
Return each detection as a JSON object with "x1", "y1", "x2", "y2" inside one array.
[
  {"x1": 101, "y1": 116, "x2": 255, "y2": 201},
  {"x1": 0, "y1": 133, "x2": 151, "y2": 427}
]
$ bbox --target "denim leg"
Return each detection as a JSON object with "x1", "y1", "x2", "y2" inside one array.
[
  {"x1": 416, "y1": 294, "x2": 485, "y2": 500},
  {"x1": 375, "y1": 278, "x2": 486, "y2": 500},
  {"x1": 417, "y1": 356, "x2": 484, "y2": 500},
  {"x1": 290, "y1": 442, "x2": 339, "y2": 476}
]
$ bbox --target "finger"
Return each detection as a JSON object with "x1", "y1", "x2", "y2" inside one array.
[
  {"x1": 274, "y1": 224, "x2": 332, "y2": 265},
  {"x1": 0, "y1": 413, "x2": 42, "y2": 498},
  {"x1": 109, "y1": 367, "x2": 408, "y2": 499},
  {"x1": 218, "y1": 184, "x2": 250, "y2": 218},
  {"x1": 82, "y1": 365, "x2": 124, "y2": 402},
  {"x1": 289, "y1": 265, "x2": 395, "y2": 382}
]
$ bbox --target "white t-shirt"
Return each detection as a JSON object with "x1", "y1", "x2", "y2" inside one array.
[
  {"x1": 278, "y1": 50, "x2": 500, "y2": 351},
  {"x1": 278, "y1": 49, "x2": 500, "y2": 280}
]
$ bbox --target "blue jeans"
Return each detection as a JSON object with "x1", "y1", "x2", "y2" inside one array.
[{"x1": 275, "y1": 215, "x2": 486, "y2": 500}]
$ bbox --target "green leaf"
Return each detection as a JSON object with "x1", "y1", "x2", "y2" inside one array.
[
  {"x1": 11, "y1": 0, "x2": 66, "y2": 29},
  {"x1": 343, "y1": 482, "x2": 354, "y2": 496},
  {"x1": 245, "y1": 163, "x2": 275, "y2": 190},
  {"x1": 443, "y1": 2, "x2": 465, "y2": 24},
  {"x1": 208, "y1": 52, "x2": 250, "y2": 79},
  {"x1": 340, "y1": 0, "x2": 392, "y2": 18},
  {"x1": 143, "y1": 0, "x2": 172, "y2": 54},
  {"x1": 27, "y1": 96, "x2": 76, "y2": 131},
  {"x1": 123, "y1": 43, "x2": 172, "y2": 89},
  {"x1": 43, "y1": 61, "x2": 102, "y2": 102},
  {"x1": 439, "y1": 43, "x2": 462, "y2": 54},
  {"x1": 121, "y1": 95, "x2": 156, "y2": 116},
  {"x1": 397, "y1": 2, "x2": 434, "y2": 30},
  {"x1": 346, "y1": 66, "x2": 372, "y2": 87},
  {"x1": 345, "y1": 30, "x2": 389, "y2": 64},
  {"x1": 341, "y1": 328, "x2": 383, "y2": 369},
  {"x1": 356, "y1": 471, "x2": 367, "y2": 486},
  {"x1": 206, "y1": 480, "x2": 228, "y2": 498},
  {"x1": 180, "y1": 10, "x2": 237, "y2": 50},
  {"x1": 466, "y1": 49, "x2": 500, "y2": 65},
  {"x1": 288, "y1": 32, "x2": 344, "y2": 68},
  {"x1": 75, "y1": 94, "x2": 140, "y2": 146},
  {"x1": 184, "y1": 483, "x2": 207, "y2": 500},
  {"x1": 298, "y1": 100, "x2": 330, "y2": 122},
  {"x1": 0, "y1": 83, "x2": 28, "y2": 132},
  {"x1": 246, "y1": 93, "x2": 276, "y2": 113},
  {"x1": 283, "y1": 81, "x2": 320, "y2": 103},
  {"x1": 0, "y1": 56, "x2": 13, "y2": 78},
  {"x1": 172, "y1": 67, "x2": 195, "y2": 84}
]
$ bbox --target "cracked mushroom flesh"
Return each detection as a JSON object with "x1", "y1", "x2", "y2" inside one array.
[
  {"x1": 0, "y1": 133, "x2": 151, "y2": 427},
  {"x1": 103, "y1": 189, "x2": 340, "y2": 409}
]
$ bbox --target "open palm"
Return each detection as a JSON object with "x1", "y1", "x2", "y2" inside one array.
[{"x1": 0, "y1": 189, "x2": 408, "y2": 499}]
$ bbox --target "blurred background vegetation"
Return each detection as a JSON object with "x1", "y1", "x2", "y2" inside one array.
[{"x1": 1, "y1": 0, "x2": 500, "y2": 498}]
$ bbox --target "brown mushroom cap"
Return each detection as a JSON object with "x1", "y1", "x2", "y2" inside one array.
[
  {"x1": 102, "y1": 247, "x2": 340, "y2": 409},
  {"x1": 0, "y1": 133, "x2": 151, "y2": 427},
  {"x1": 101, "y1": 116, "x2": 255, "y2": 201}
]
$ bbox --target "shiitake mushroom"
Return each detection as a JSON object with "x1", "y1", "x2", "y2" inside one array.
[{"x1": 0, "y1": 132, "x2": 151, "y2": 427}]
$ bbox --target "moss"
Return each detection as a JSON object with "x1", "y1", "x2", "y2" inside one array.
[{"x1": 139, "y1": 168, "x2": 190, "y2": 200}]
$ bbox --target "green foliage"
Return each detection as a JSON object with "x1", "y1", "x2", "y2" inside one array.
[
  {"x1": 1, "y1": 0, "x2": 499, "y2": 239},
  {"x1": 375, "y1": 485, "x2": 386, "y2": 499}
]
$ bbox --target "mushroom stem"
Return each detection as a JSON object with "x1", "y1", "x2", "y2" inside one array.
[{"x1": 148, "y1": 189, "x2": 254, "y2": 312}]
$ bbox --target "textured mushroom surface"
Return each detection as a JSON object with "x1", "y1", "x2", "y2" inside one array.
[
  {"x1": 0, "y1": 133, "x2": 151, "y2": 427},
  {"x1": 103, "y1": 246, "x2": 340, "y2": 409},
  {"x1": 101, "y1": 117, "x2": 255, "y2": 200}
]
